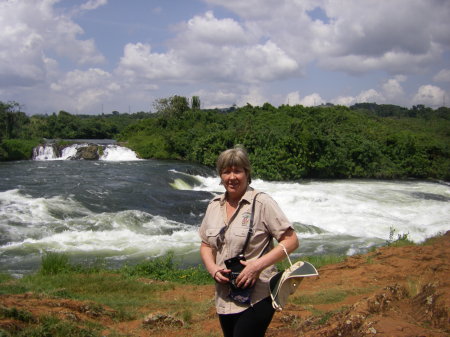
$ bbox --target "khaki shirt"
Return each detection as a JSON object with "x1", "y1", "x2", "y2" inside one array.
[{"x1": 199, "y1": 187, "x2": 293, "y2": 314}]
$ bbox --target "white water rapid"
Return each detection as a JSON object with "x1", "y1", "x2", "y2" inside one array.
[
  {"x1": 1, "y1": 159, "x2": 448, "y2": 276},
  {"x1": 172, "y1": 171, "x2": 450, "y2": 246},
  {"x1": 33, "y1": 143, "x2": 141, "y2": 161}
]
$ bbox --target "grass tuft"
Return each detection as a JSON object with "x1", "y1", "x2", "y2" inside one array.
[
  {"x1": 386, "y1": 227, "x2": 415, "y2": 247},
  {"x1": 39, "y1": 252, "x2": 72, "y2": 276},
  {"x1": 120, "y1": 252, "x2": 212, "y2": 285},
  {"x1": 0, "y1": 306, "x2": 35, "y2": 323}
]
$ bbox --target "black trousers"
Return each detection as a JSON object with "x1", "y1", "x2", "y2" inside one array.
[{"x1": 218, "y1": 297, "x2": 275, "y2": 337}]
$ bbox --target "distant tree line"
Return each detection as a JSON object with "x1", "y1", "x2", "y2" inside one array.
[
  {"x1": 0, "y1": 101, "x2": 152, "y2": 160},
  {"x1": 1, "y1": 97, "x2": 449, "y2": 181}
]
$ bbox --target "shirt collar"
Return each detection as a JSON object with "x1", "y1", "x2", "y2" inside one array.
[{"x1": 218, "y1": 186, "x2": 255, "y2": 206}]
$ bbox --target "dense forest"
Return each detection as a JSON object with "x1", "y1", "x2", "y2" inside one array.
[{"x1": 1, "y1": 97, "x2": 449, "y2": 181}]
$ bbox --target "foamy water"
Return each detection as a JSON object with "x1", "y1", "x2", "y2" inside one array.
[
  {"x1": 0, "y1": 189, "x2": 197, "y2": 256},
  {"x1": 180, "y1": 172, "x2": 450, "y2": 243},
  {"x1": 33, "y1": 143, "x2": 141, "y2": 161},
  {"x1": 100, "y1": 145, "x2": 142, "y2": 161},
  {"x1": 0, "y1": 160, "x2": 449, "y2": 276}
]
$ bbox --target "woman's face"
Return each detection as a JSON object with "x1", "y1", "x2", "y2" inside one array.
[{"x1": 221, "y1": 166, "x2": 248, "y2": 198}]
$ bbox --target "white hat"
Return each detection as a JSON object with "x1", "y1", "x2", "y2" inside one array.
[{"x1": 269, "y1": 260, "x2": 318, "y2": 311}]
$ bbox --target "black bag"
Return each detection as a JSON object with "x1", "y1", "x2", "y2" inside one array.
[{"x1": 226, "y1": 193, "x2": 261, "y2": 304}]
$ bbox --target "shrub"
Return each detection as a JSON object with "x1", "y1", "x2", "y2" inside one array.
[
  {"x1": 0, "y1": 139, "x2": 40, "y2": 160},
  {"x1": 386, "y1": 227, "x2": 415, "y2": 247}
]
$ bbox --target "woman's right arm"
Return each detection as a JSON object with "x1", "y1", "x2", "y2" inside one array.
[{"x1": 200, "y1": 242, "x2": 229, "y2": 284}]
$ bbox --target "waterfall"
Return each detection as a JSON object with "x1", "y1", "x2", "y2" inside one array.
[
  {"x1": 33, "y1": 143, "x2": 140, "y2": 161},
  {"x1": 33, "y1": 144, "x2": 57, "y2": 160},
  {"x1": 100, "y1": 145, "x2": 141, "y2": 161}
]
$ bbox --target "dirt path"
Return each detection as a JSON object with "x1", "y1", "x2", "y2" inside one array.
[{"x1": 1, "y1": 232, "x2": 449, "y2": 336}]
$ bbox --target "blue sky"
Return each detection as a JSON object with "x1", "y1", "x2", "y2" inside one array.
[{"x1": 1, "y1": 0, "x2": 449, "y2": 115}]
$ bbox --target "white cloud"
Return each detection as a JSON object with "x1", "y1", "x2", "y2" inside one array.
[
  {"x1": 192, "y1": 89, "x2": 239, "y2": 109},
  {"x1": 2, "y1": 0, "x2": 449, "y2": 113},
  {"x1": 357, "y1": 89, "x2": 384, "y2": 103},
  {"x1": 433, "y1": 69, "x2": 450, "y2": 82},
  {"x1": 175, "y1": 11, "x2": 250, "y2": 46},
  {"x1": 80, "y1": 0, "x2": 108, "y2": 11},
  {"x1": 237, "y1": 87, "x2": 266, "y2": 107},
  {"x1": 51, "y1": 68, "x2": 120, "y2": 112},
  {"x1": 206, "y1": 0, "x2": 450, "y2": 75},
  {"x1": 318, "y1": 1, "x2": 449, "y2": 74},
  {"x1": 0, "y1": 0, "x2": 105, "y2": 89},
  {"x1": 332, "y1": 96, "x2": 356, "y2": 106},
  {"x1": 286, "y1": 91, "x2": 301, "y2": 105},
  {"x1": 285, "y1": 92, "x2": 324, "y2": 106},
  {"x1": 300, "y1": 93, "x2": 325, "y2": 107},
  {"x1": 117, "y1": 43, "x2": 185, "y2": 81},
  {"x1": 117, "y1": 11, "x2": 298, "y2": 86},
  {"x1": 382, "y1": 75, "x2": 406, "y2": 102},
  {"x1": 331, "y1": 89, "x2": 384, "y2": 106},
  {"x1": 319, "y1": 45, "x2": 442, "y2": 75},
  {"x1": 412, "y1": 85, "x2": 446, "y2": 107}
]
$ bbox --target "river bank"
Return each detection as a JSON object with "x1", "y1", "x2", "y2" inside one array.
[{"x1": 0, "y1": 232, "x2": 448, "y2": 336}]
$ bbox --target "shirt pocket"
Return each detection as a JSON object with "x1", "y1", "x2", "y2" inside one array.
[
  {"x1": 231, "y1": 227, "x2": 248, "y2": 237},
  {"x1": 205, "y1": 227, "x2": 222, "y2": 249},
  {"x1": 229, "y1": 226, "x2": 249, "y2": 252}
]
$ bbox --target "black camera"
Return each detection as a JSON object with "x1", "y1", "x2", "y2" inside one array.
[{"x1": 225, "y1": 254, "x2": 246, "y2": 289}]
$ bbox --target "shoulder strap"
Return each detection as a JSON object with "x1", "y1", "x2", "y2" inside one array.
[{"x1": 240, "y1": 192, "x2": 263, "y2": 256}]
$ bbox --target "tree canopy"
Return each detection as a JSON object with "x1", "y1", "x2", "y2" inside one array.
[{"x1": 1, "y1": 98, "x2": 449, "y2": 181}]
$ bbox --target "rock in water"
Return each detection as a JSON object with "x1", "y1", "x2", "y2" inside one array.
[{"x1": 75, "y1": 145, "x2": 100, "y2": 160}]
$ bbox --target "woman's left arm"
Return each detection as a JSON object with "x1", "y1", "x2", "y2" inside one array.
[{"x1": 236, "y1": 228, "x2": 299, "y2": 288}]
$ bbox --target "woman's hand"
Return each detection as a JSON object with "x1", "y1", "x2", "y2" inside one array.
[
  {"x1": 200, "y1": 242, "x2": 231, "y2": 284},
  {"x1": 213, "y1": 268, "x2": 231, "y2": 284},
  {"x1": 234, "y1": 228, "x2": 299, "y2": 289},
  {"x1": 235, "y1": 259, "x2": 262, "y2": 288}
]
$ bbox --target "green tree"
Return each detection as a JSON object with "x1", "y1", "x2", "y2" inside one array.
[
  {"x1": 153, "y1": 95, "x2": 190, "y2": 118},
  {"x1": 0, "y1": 101, "x2": 29, "y2": 140},
  {"x1": 191, "y1": 96, "x2": 201, "y2": 110}
]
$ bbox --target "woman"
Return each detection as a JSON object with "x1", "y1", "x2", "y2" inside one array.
[{"x1": 199, "y1": 147, "x2": 299, "y2": 337}]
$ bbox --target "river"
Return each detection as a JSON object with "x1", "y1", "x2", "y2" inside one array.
[{"x1": 1, "y1": 144, "x2": 449, "y2": 276}]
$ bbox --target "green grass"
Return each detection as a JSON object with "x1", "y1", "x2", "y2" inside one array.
[
  {"x1": 0, "y1": 274, "x2": 13, "y2": 283},
  {"x1": 421, "y1": 231, "x2": 446, "y2": 246},
  {"x1": 0, "y1": 306, "x2": 35, "y2": 323},
  {"x1": 292, "y1": 286, "x2": 375, "y2": 305},
  {"x1": 15, "y1": 315, "x2": 102, "y2": 337},
  {"x1": 385, "y1": 226, "x2": 415, "y2": 247},
  {"x1": 16, "y1": 272, "x2": 172, "y2": 320},
  {"x1": 39, "y1": 251, "x2": 72, "y2": 275},
  {"x1": 119, "y1": 252, "x2": 212, "y2": 285},
  {"x1": 0, "y1": 252, "x2": 215, "y2": 336}
]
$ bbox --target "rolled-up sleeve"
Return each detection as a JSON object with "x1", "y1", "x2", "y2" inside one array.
[
  {"x1": 199, "y1": 213, "x2": 209, "y2": 244},
  {"x1": 260, "y1": 194, "x2": 293, "y2": 241},
  {"x1": 199, "y1": 198, "x2": 223, "y2": 245}
]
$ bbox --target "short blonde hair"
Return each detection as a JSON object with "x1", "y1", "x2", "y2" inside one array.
[{"x1": 216, "y1": 147, "x2": 252, "y2": 184}]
